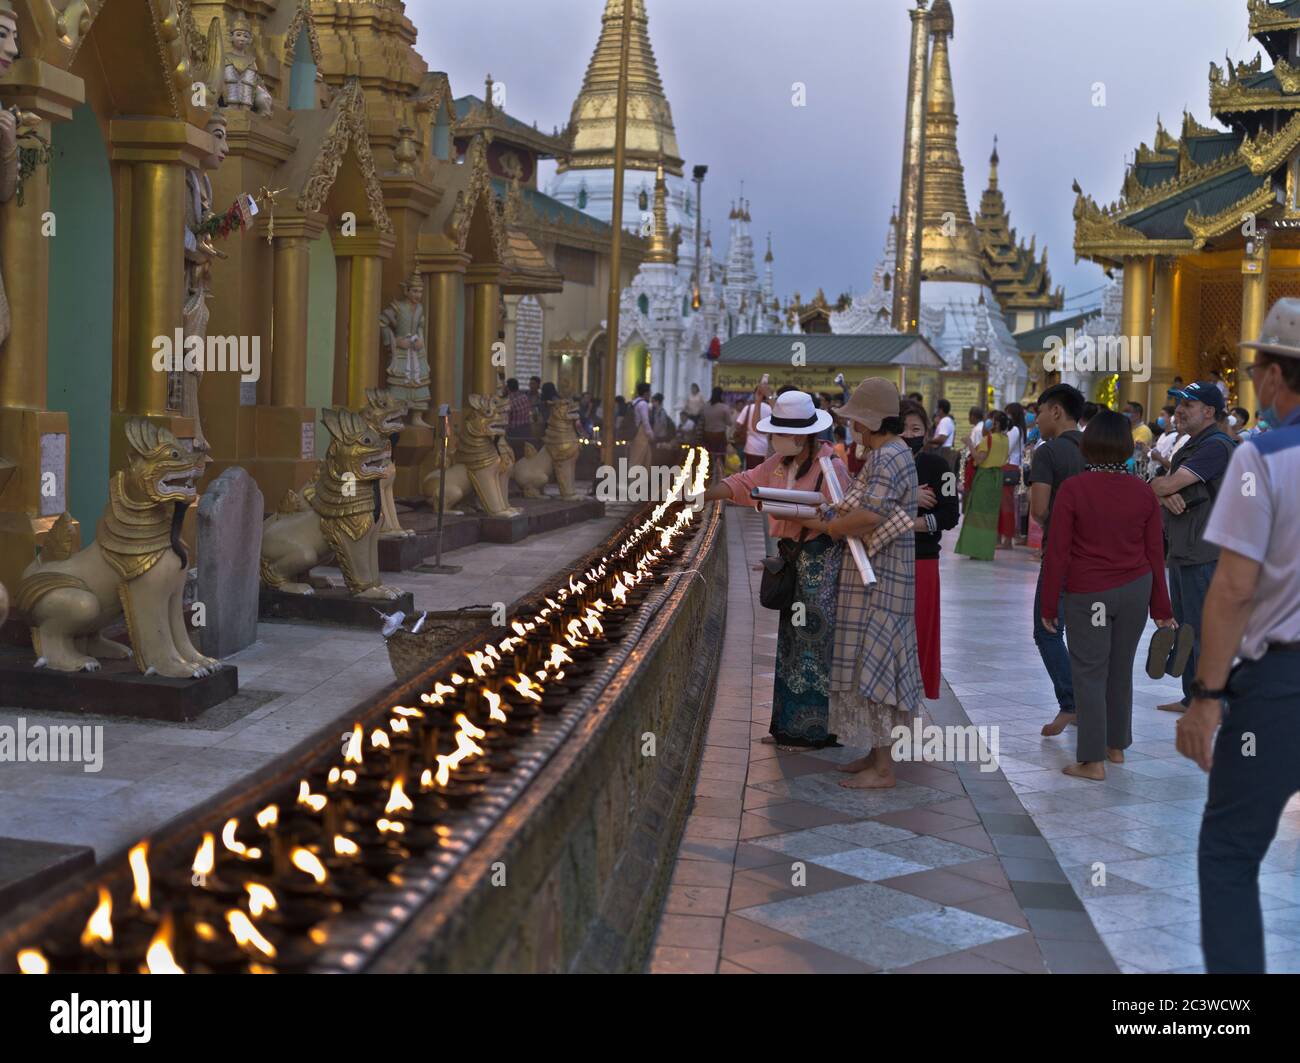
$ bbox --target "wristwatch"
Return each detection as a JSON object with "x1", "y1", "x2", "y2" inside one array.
[{"x1": 1188, "y1": 678, "x2": 1227, "y2": 700}]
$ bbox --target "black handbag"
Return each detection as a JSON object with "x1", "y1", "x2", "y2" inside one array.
[
  {"x1": 1002, "y1": 466, "x2": 1022, "y2": 488},
  {"x1": 757, "y1": 472, "x2": 822, "y2": 612}
]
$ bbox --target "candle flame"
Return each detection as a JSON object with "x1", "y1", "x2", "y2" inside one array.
[
  {"x1": 297, "y1": 780, "x2": 326, "y2": 813},
  {"x1": 227, "y1": 909, "x2": 276, "y2": 959},
  {"x1": 547, "y1": 644, "x2": 573, "y2": 669},
  {"x1": 17, "y1": 948, "x2": 48, "y2": 974},
  {"x1": 455, "y1": 713, "x2": 486, "y2": 739},
  {"x1": 390, "y1": 717, "x2": 411, "y2": 735},
  {"x1": 192, "y1": 832, "x2": 216, "y2": 877},
  {"x1": 370, "y1": 728, "x2": 390, "y2": 750},
  {"x1": 611, "y1": 577, "x2": 627, "y2": 604},
  {"x1": 483, "y1": 689, "x2": 506, "y2": 722},
  {"x1": 509, "y1": 673, "x2": 543, "y2": 702},
  {"x1": 484, "y1": 644, "x2": 501, "y2": 662},
  {"x1": 221, "y1": 819, "x2": 262, "y2": 861},
  {"x1": 511, "y1": 620, "x2": 527, "y2": 636},
  {"x1": 80, "y1": 886, "x2": 113, "y2": 948},
  {"x1": 392, "y1": 704, "x2": 424, "y2": 718},
  {"x1": 129, "y1": 841, "x2": 151, "y2": 910},
  {"x1": 333, "y1": 835, "x2": 359, "y2": 857},
  {"x1": 290, "y1": 847, "x2": 327, "y2": 884},
  {"x1": 377, "y1": 818, "x2": 405, "y2": 834},
  {"x1": 434, "y1": 729, "x2": 484, "y2": 786},
  {"x1": 144, "y1": 913, "x2": 183, "y2": 974},
  {"x1": 256, "y1": 804, "x2": 279, "y2": 830},
  {"x1": 343, "y1": 724, "x2": 364, "y2": 765},
  {"x1": 246, "y1": 882, "x2": 278, "y2": 917},
  {"x1": 385, "y1": 776, "x2": 414, "y2": 815},
  {"x1": 466, "y1": 651, "x2": 491, "y2": 677}
]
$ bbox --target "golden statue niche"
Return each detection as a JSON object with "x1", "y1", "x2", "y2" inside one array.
[
  {"x1": 512, "y1": 396, "x2": 581, "y2": 499},
  {"x1": 218, "y1": 15, "x2": 273, "y2": 116},
  {"x1": 16, "y1": 420, "x2": 216, "y2": 678},
  {"x1": 360, "y1": 387, "x2": 416, "y2": 541},
  {"x1": 380, "y1": 273, "x2": 431, "y2": 428},
  {"x1": 259, "y1": 407, "x2": 403, "y2": 599},
  {"x1": 419, "y1": 393, "x2": 521, "y2": 517}
]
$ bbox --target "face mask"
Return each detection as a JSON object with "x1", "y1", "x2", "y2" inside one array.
[
  {"x1": 1157, "y1": 417, "x2": 1166, "y2": 428},
  {"x1": 771, "y1": 434, "x2": 803, "y2": 457},
  {"x1": 985, "y1": 419, "x2": 993, "y2": 431},
  {"x1": 1227, "y1": 415, "x2": 1239, "y2": 428},
  {"x1": 905, "y1": 435, "x2": 924, "y2": 455},
  {"x1": 1026, "y1": 412, "x2": 1036, "y2": 425}
]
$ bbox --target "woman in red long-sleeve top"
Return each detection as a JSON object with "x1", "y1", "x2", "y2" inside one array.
[{"x1": 1040, "y1": 410, "x2": 1176, "y2": 781}]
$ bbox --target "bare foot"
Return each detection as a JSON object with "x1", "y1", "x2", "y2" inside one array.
[
  {"x1": 840, "y1": 768, "x2": 896, "y2": 789},
  {"x1": 1041, "y1": 711, "x2": 1075, "y2": 737},
  {"x1": 1156, "y1": 701, "x2": 1187, "y2": 714},
  {"x1": 1106, "y1": 748, "x2": 1125, "y2": 764},
  {"x1": 1063, "y1": 761, "x2": 1105, "y2": 781},
  {"x1": 836, "y1": 755, "x2": 873, "y2": 774}
]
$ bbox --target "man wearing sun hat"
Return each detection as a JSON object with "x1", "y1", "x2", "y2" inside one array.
[
  {"x1": 1151, "y1": 378, "x2": 1237, "y2": 714},
  {"x1": 1175, "y1": 298, "x2": 1300, "y2": 974}
]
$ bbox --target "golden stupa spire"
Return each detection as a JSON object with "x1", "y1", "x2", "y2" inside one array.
[
  {"x1": 920, "y1": 0, "x2": 986, "y2": 284},
  {"x1": 646, "y1": 159, "x2": 674, "y2": 263},
  {"x1": 558, "y1": 0, "x2": 684, "y2": 175}
]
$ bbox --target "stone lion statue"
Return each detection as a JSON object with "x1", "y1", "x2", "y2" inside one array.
[
  {"x1": 512, "y1": 397, "x2": 581, "y2": 499},
  {"x1": 360, "y1": 387, "x2": 415, "y2": 541},
  {"x1": 419, "y1": 393, "x2": 520, "y2": 517},
  {"x1": 260, "y1": 407, "x2": 403, "y2": 599},
  {"x1": 17, "y1": 419, "x2": 217, "y2": 677}
]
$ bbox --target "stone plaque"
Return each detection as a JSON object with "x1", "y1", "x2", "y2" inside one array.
[
  {"x1": 514, "y1": 295, "x2": 544, "y2": 379},
  {"x1": 38, "y1": 433, "x2": 67, "y2": 517},
  {"x1": 240, "y1": 380, "x2": 257, "y2": 405},
  {"x1": 301, "y1": 420, "x2": 315, "y2": 459},
  {"x1": 196, "y1": 467, "x2": 265, "y2": 658}
]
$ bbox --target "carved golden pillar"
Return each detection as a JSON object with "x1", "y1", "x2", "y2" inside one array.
[
  {"x1": 1119, "y1": 256, "x2": 1153, "y2": 408},
  {"x1": 1150, "y1": 257, "x2": 1179, "y2": 417},
  {"x1": 467, "y1": 265, "x2": 502, "y2": 398},
  {"x1": 107, "y1": 119, "x2": 213, "y2": 474},
  {"x1": 332, "y1": 229, "x2": 394, "y2": 409},
  {"x1": 419, "y1": 251, "x2": 469, "y2": 416},
  {"x1": 0, "y1": 61, "x2": 83, "y2": 597},
  {"x1": 1239, "y1": 240, "x2": 1270, "y2": 417},
  {"x1": 270, "y1": 232, "x2": 312, "y2": 407}
]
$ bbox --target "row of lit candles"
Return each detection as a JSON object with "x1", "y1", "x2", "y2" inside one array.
[{"x1": 14, "y1": 448, "x2": 710, "y2": 975}]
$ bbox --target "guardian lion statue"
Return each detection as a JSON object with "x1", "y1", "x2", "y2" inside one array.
[
  {"x1": 260, "y1": 407, "x2": 403, "y2": 599},
  {"x1": 512, "y1": 397, "x2": 581, "y2": 499},
  {"x1": 419, "y1": 393, "x2": 521, "y2": 517},
  {"x1": 17, "y1": 419, "x2": 217, "y2": 677}
]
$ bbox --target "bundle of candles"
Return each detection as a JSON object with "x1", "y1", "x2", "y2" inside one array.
[{"x1": 14, "y1": 448, "x2": 712, "y2": 975}]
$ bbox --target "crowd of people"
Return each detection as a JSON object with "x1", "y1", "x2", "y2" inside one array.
[{"x1": 689, "y1": 297, "x2": 1299, "y2": 974}]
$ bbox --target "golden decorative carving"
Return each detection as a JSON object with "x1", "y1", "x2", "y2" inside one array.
[
  {"x1": 1274, "y1": 56, "x2": 1300, "y2": 94},
  {"x1": 16, "y1": 420, "x2": 216, "y2": 676},
  {"x1": 1072, "y1": 185, "x2": 1193, "y2": 261},
  {"x1": 447, "y1": 134, "x2": 507, "y2": 260},
  {"x1": 1240, "y1": 110, "x2": 1300, "y2": 173},
  {"x1": 50, "y1": 0, "x2": 98, "y2": 57},
  {"x1": 360, "y1": 388, "x2": 415, "y2": 541},
  {"x1": 297, "y1": 79, "x2": 393, "y2": 233},
  {"x1": 1182, "y1": 110, "x2": 1223, "y2": 140},
  {"x1": 1249, "y1": 0, "x2": 1300, "y2": 35},
  {"x1": 1184, "y1": 177, "x2": 1275, "y2": 249},
  {"x1": 282, "y1": 0, "x2": 322, "y2": 66}
]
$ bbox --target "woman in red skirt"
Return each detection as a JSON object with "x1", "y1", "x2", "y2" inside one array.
[
  {"x1": 900, "y1": 401, "x2": 960, "y2": 699},
  {"x1": 998, "y1": 405, "x2": 1026, "y2": 548}
]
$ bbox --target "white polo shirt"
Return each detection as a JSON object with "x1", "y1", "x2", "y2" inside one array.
[{"x1": 1204, "y1": 409, "x2": 1300, "y2": 660}]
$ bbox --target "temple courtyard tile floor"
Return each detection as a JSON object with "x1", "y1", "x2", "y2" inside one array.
[
  {"x1": 0, "y1": 501, "x2": 632, "y2": 873},
  {"x1": 649, "y1": 507, "x2": 1300, "y2": 974}
]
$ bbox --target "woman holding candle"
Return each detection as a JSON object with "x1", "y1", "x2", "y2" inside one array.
[
  {"x1": 700, "y1": 390, "x2": 848, "y2": 748},
  {"x1": 797, "y1": 378, "x2": 922, "y2": 788}
]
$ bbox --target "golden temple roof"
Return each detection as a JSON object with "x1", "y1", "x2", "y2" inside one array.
[
  {"x1": 556, "y1": 0, "x2": 684, "y2": 176},
  {"x1": 976, "y1": 140, "x2": 1064, "y2": 314},
  {"x1": 920, "y1": 0, "x2": 985, "y2": 285}
]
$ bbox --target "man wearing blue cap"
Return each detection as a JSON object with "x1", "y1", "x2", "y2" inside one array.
[
  {"x1": 1177, "y1": 297, "x2": 1300, "y2": 973},
  {"x1": 1151, "y1": 380, "x2": 1236, "y2": 714}
]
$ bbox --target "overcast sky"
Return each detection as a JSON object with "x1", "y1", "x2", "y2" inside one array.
[{"x1": 407, "y1": 0, "x2": 1255, "y2": 316}]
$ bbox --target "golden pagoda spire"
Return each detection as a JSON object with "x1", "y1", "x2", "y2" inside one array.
[
  {"x1": 892, "y1": 1, "x2": 931, "y2": 332},
  {"x1": 558, "y1": 0, "x2": 684, "y2": 175},
  {"x1": 920, "y1": 0, "x2": 986, "y2": 284},
  {"x1": 988, "y1": 135, "x2": 999, "y2": 190},
  {"x1": 646, "y1": 159, "x2": 674, "y2": 263}
]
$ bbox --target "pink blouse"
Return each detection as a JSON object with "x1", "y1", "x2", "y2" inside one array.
[{"x1": 721, "y1": 442, "x2": 849, "y2": 539}]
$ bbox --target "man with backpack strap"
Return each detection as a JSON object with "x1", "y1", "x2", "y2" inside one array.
[{"x1": 1153, "y1": 380, "x2": 1237, "y2": 714}]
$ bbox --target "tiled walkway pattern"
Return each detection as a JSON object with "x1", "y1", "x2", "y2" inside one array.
[
  {"x1": 651, "y1": 510, "x2": 1076, "y2": 973},
  {"x1": 651, "y1": 510, "x2": 1300, "y2": 974}
]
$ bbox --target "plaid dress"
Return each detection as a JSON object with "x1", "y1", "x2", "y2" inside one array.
[{"x1": 829, "y1": 438, "x2": 923, "y2": 748}]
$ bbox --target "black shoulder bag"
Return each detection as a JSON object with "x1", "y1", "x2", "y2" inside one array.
[{"x1": 758, "y1": 471, "x2": 823, "y2": 612}]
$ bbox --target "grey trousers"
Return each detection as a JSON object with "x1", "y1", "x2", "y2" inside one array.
[{"x1": 1061, "y1": 572, "x2": 1152, "y2": 763}]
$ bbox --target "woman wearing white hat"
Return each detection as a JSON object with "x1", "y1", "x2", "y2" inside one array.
[
  {"x1": 797, "y1": 377, "x2": 923, "y2": 788},
  {"x1": 701, "y1": 390, "x2": 850, "y2": 748}
]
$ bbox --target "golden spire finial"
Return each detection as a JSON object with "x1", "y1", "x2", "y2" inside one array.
[
  {"x1": 558, "y1": 0, "x2": 684, "y2": 176},
  {"x1": 645, "y1": 156, "x2": 674, "y2": 263},
  {"x1": 765, "y1": 233, "x2": 773, "y2": 264},
  {"x1": 485, "y1": 73, "x2": 494, "y2": 116}
]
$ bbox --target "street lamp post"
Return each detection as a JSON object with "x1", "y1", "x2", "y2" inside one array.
[
  {"x1": 692, "y1": 164, "x2": 707, "y2": 310},
  {"x1": 600, "y1": 1, "x2": 634, "y2": 469}
]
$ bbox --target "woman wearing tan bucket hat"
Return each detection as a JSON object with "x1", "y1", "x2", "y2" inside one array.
[{"x1": 797, "y1": 378, "x2": 923, "y2": 788}]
